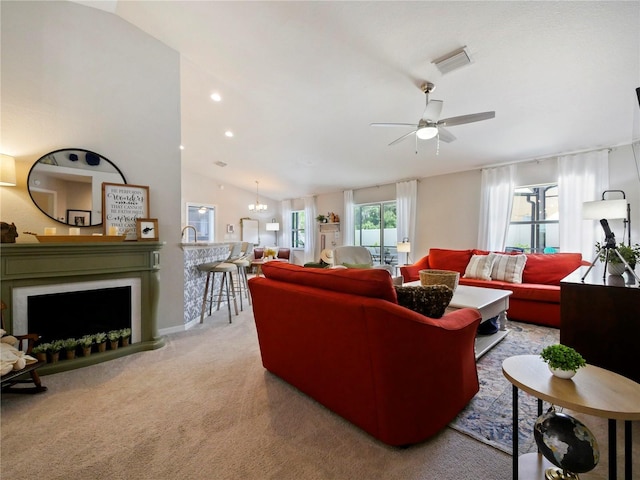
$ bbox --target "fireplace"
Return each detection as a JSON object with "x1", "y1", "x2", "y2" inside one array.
[
  {"x1": 1, "y1": 241, "x2": 163, "y2": 374},
  {"x1": 13, "y1": 278, "x2": 141, "y2": 344}
]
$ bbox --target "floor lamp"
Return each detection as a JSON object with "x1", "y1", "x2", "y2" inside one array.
[
  {"x1": 397, "y1": 237, "x2": 411, "y2": 265},
  {"x1": 266, "y1": 220, "x2": 280, "y2": 246}
]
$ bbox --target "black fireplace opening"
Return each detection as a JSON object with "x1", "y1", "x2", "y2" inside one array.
[{"x1": 28, "y1": 286, "x2": 132, "y2": 344}]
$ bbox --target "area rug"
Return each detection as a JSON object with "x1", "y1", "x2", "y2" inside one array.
[{"x1": 449, "y1": 320, "x2": 559, "y2": 455}]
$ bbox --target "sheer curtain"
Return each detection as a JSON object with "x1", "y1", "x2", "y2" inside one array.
[
  {"x1": 342, "y1": 190, "x2": 354, "y2": 245},
  {"x1": 396, "y1": 180, "x2": 417, "y2": 260},
  {"x1": 280, "y1": 199, "x2": 291, "y2": 248},
  {"x1": 477, "y1": 164, "x2": 516, "y2": 251},
  {"x1": 303, "y1": 196, "x2": 317, "y2": 263},
  {"x1": 558, "y1": 149, "x2": 609, "y2": 258}
]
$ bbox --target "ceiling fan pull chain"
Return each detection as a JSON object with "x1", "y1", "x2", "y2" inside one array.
[{"x1": 436, "y1": 134, "x2": 441, "y2": 155}]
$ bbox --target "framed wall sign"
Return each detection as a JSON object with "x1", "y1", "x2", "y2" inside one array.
[
  {"x1": 136, "y1": 218, "x2": 159, "y2": 241},
  {"x1": 102, "y1": 183, "x2": 150, "y2": 240}
]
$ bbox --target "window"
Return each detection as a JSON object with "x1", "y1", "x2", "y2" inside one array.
[
  {"x1": 353, "y1": 201, "x2": 397, "y2": 264},
  {"x1": 506, "y1": 185, "x2": 558, "y2": 253},
  {"x1": 185, "y1": 203, "x2": 215, "y2": 242},
  {"x1": 290, "y1": 210, "x2": 305, "y2": 248}
]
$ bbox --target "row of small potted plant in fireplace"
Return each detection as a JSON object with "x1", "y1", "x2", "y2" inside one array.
[{"x1": 31, "y1": 328, "x2": 132, "y2": 363}]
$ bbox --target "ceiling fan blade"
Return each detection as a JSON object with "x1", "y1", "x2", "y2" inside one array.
[
  {"x1": 438, "y1": 111, "x2": 495, "y2": 127},
  {"x1": 371, "y1": 123, "x2": 419, "y2": 128},
  {"x1": 388, "y1": 130, "x2": 417, "y2": 146},
  {"x1": 437, "y1": 127, "x2": 456, "y2": 143},
  {"x1": 422, "y1": 100, "x2": 443, "y2": 121}
]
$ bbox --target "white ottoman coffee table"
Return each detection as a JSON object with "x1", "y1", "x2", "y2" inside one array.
[{"x1": 405, "y1": 282, "x2": 512, "y2": 359}]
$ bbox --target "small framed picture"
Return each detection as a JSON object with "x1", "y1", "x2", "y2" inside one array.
[
  {"x1": 226, "y1": 224, "x2": 234, "y2": 234},
  {"x1": 66, "y1": 209, "x2": 91, "y2": 226},
  {"x1": 136, "y1": 218, "x2": 159, "y2": 241}
]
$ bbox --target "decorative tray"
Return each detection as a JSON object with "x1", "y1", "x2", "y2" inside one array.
[{"x1": 34, "y1": 235, "x2": 127, "y2": 243}]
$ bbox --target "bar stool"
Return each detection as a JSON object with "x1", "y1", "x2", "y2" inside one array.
[
  {"x1": 233, "y1": 242, "x2": 252, "y2": 310},
  {"x1": 198, "y1": 261, "x2": 238, "y2": 324}
]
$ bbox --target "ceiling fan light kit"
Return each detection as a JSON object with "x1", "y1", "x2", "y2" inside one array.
[
  {"x1": 432, "y1": 46, "x2": 472, "y2": 75},
  {"x1": 416, "y1": 126, "x2": 438, "y2": 140}
]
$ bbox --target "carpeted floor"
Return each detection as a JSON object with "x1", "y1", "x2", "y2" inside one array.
[{"x1": 1, "y1": 308, "x2": 637, "y2": 479}]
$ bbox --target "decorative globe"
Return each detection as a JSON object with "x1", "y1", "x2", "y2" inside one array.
[{"x1": 534, "y1": 410, "x2": 599, "y2": 475}]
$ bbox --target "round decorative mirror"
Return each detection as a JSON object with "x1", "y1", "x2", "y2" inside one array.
[{"x1": 27, "y1": 148, "x2": 127, "y2": 227}]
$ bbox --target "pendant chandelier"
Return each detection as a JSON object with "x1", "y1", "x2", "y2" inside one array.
[{"x1": 248, "y1": 180, "x2": 267, "y2": 211}]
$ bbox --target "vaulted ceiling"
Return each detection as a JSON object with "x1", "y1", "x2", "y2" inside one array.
[{"x1": 83, "y1": 1, "x2": 640, "y2": 200}]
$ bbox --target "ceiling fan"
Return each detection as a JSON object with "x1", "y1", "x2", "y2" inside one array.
[{"x1": 370, "y1": 82, "x2": 495, "y2": 152}]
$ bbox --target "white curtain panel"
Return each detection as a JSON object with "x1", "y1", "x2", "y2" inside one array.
[
  {"x1": 558, "y1": 149, "x2": 609, "y2": 258},
  {"x1": 477, "y1": 164, "x2": 516, "y2": 251},
  {"x1": 303, "y1": 196, "x2": 317, "y2": 264},
  {"x1": 281, "y1": 199, "x2": 292, "y2": 248},
  {"x1": 396, "y1": 179, "x2": 417, "y2": 260},
  {"x1": 342, "y1": 189, "x2": 354, "y2": 245}
]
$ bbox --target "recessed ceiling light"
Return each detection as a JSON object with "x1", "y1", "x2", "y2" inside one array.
[
  {"x1": 224, "y1": 130, "x2": 234, "y2": 138},
  {"x1": 179, "y1": 145, "x2": 185, "y2": 150},
  {"x1": 210, "y1": 92, "x2": 222, "y2": 102},
  {"x1": 215, "y1": 161, "x2": 227, "y2": 167}
]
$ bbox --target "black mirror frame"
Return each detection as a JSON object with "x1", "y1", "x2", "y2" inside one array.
[{"x1": 27, "y1": 148, "x2": 127, "y2": 227}]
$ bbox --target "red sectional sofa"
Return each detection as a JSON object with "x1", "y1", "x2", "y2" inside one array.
[
  {"x1": 249, "y1": 261, "x2": 481, "y2": 446},
  {"x1": 400, "y1": 248, "x2": 587, "y2": 328}
]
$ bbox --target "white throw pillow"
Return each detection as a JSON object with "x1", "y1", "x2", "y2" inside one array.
[
  {"x1": 491, "y1": 254, "x2": 527, "y2": 283},
  {"x1": 463, "y1": 254, "x2": 496, "y2": 280}
]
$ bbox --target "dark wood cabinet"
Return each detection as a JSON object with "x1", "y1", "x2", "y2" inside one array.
[{"x1": 560, "y1": 265, "x2": 640, "y2": 383}]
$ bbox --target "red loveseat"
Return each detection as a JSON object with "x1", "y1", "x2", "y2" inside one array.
[
  {"x1": 400, "y1": 248, "x2": 587, "y2": 328},
  {"x1": 248, "y1": 262, "x2": 481, "y2": 446}
]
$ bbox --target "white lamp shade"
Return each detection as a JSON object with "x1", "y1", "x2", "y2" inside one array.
[
  {"x1": 0, "y1": 154, "x2": 16, "y2": 186},
  {"x1": 397, "y1": 242, "x2": 411, "y2": 253},
  {"x1": 582, "y1": 199, "x2": 627, "y2": 220},
  {"x1": 266, "y1": 222, "x2": 280, "y2": 231}
]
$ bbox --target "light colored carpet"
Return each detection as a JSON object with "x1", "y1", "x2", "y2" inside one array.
[{"x1": 1, "y1": 307, "x2": 636, "y2": 479}]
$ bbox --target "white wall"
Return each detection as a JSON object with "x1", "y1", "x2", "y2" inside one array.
[{"x1": 1, "y1": 1, "x2": 184, "y2": 331}]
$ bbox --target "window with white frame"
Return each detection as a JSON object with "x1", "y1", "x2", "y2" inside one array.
[
  {"x1": 353, "y1": 201, "x2": 398, "y2": 264},
  {"x1": 506, "y1": 185, "x2": 558, "y2": 253},
  {"x1": 291, "y1": 210, "x2": 305, "y2": 248},
  {"x1": 185, "y1": 203, "x2": 215, "y2": 242}
]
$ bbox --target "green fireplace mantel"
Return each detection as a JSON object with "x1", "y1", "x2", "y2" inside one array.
[{"x1": 0, "y1": 241, "x2": 165, "y2": 374}]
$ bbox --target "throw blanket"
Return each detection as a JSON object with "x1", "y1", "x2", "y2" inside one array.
[{"x1": 1, "y1": 330, "x2": 37, "y2": 376}]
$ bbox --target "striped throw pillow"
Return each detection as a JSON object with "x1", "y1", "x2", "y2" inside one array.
[
  {"x1": 463, "y1": 254, "x2": 496, "y2": 280},
  {"x1": 491, "y1": 254, "x2": 527, "y2": 283}
]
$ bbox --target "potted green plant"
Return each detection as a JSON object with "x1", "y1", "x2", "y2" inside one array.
[
  {"x1": 62, "y1": 337, "x2": 78, "y2": 360},
  {"x1": 315, "y1": 214, "x2": 327, "y2": 223},
  {"x1": 107, "y1": 330, "x2": 121, "y2": 350},
  {"x1": 540, "y1": 344, "x2": 586, "y2": 379},
  {"x1": 93, "y1": 332, "x2": 107, "y2": 353},
  {"x1": 32, "y1": 343, "x2": 50, "y2": 363},
  {"x1": 47, "y1": 340, "x2": 64, "y2": 363},
  {"x1": 119, "y1": 328, "x2": 131, "y2": 347},
  {"x1": 78, "y1": 335, "x2": 94, "y2": 356}
]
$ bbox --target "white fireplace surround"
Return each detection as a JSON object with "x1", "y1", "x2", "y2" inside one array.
[{"x1": 12, "y1": 278, "x2": 142, "y2": 343}]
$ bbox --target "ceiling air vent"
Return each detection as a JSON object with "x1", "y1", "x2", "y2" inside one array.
[{"x1": 432, "y1": 46, "x2": 472, "y2": 75}]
